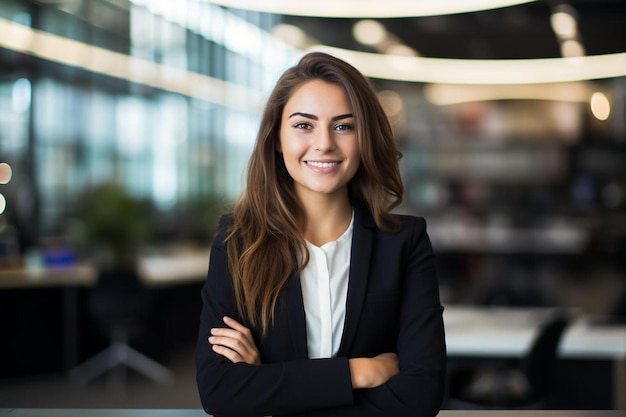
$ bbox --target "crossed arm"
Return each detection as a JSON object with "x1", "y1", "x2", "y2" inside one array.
[{"x1": 209, "y1": 316, "x2": 399, "y2": 389}]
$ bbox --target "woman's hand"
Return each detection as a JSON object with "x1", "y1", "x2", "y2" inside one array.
[
  {"x1": 209, "y1": 316, "x2": 261, "y2": 365},
  {"x1": 348, "y1": 352, "x2": 399, "y2": 389}
]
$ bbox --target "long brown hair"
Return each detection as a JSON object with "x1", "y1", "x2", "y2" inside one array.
[{"x1": 226, "y1": 52, "x2": 403, "y2": 333}]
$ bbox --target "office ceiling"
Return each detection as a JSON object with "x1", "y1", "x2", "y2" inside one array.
[
  {"x1": 18, "y1": 1, "x2": 625, "y2": 141},
  {"x1": 25, "y1": 0, "x2": 626, "y2": 92},
  {"x1": 31, "y1": 0, "x2": 626, "y2": 62},
  {"x1": 282, "y1": 0, "x2": 626, "y2": 60}
]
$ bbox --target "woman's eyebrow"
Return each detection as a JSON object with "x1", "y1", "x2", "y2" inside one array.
[
  {"x1": 287, "y1": 112, "x2": 353, "y2": 121},
  {"x1": 332, "y1": 113, "x2": 353, "y2": 122}
]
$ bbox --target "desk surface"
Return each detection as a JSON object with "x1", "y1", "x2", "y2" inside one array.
[
  {"x1": 0, "y1": 264, "x2": 97, "y2": 288},
  {"x1": 1, "y1": 409, "x2": 624, "y2": 417},
  {"x1": 0, "y1": 249, "x2": 210, "y2": 289},
  {"x1": 444, "y1": 306, "x2": 626, "y2": 360}
]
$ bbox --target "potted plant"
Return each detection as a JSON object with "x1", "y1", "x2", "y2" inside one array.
[{"x1": 80, "y1": 183, "x2": 151, "y2": 271}]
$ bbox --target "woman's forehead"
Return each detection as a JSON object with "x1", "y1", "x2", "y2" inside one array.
[{"x1": 282, "y1": 80, "x2": 353, "y2": 117}]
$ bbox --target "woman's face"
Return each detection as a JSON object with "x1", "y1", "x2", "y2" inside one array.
[{"x1": 279, "y1": 79, "x2": 360, "y2": 204}]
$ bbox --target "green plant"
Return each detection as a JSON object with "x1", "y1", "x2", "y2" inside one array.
[{"x1": 82, "y1": 183, "x2": 151, "y2": 266}]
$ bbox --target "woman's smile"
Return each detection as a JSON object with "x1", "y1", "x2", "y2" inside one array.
[{"x1": 305, "y1": 160, "x2": 341, "y2": 171}]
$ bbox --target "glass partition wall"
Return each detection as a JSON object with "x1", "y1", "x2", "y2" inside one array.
[{"x1": 0, "y1": 0, "x2": 298, "y2": 253}]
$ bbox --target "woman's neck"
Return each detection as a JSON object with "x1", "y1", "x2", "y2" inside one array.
[{"x1": 300, "y1": 194, "x2": 353, "y2": 247}]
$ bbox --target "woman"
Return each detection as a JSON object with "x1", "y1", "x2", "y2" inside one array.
[{"x1": 196, "y1": 51, "x2": 446, "y2": 417}]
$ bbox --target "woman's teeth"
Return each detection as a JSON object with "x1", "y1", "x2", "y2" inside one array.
[{"x1": 307, "y1": 161, "x2": 338, "y2": 168}]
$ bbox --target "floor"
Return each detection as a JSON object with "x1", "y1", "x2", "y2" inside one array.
[{"x1": 0, "y1": 342, "x2": 202, "y2": 409}]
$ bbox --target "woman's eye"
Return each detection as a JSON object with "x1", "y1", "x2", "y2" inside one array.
[
  {"x1": 335, "y1": 123, "x2": 354, "y2": 131},
  {"x1": 294, "y1": 122, "x2": 312, "y2": 129}
]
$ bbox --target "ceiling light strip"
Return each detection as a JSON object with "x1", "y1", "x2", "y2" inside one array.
[
  {"x1": 310, "y1": 45, "x2": 626, "y2": 85},
  {"x1": 204, "y1": 0, "x2": 537, "y2": 18},
  {"x1": 0, "y1": 18, "x2": 264, "y2": 111},
  {"x1": 424, "y1": 82, "x2": 597, "y2": 105}
]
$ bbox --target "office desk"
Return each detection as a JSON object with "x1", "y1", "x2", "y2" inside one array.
[
  {"x1": 444, "y1": 306, "x2": 626, "y2": 409},
  {"x1": 0, "y1": 249, "x2": 210, "y2": 375},
  {"x1": 444, "y1": 306, "x2": 626, "y2": 358},
  {"x1": 137, "y1": 250, "x2": 209, "y2": 288},
  {"x1": 0, "y1": 264, "x2": 97, "y2": 288},
  {"x1": 1, "y1": 409, "x2": 624, "y2": 417},
  {"x1": 0, "y1": 248, "x2": 210, "y2": 289},
  {"x1": 444, "y1": 306, "x2": 557, "y2": 357}
]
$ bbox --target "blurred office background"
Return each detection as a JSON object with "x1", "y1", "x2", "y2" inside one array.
[{"x1": 0, "y1": 0, "x2": 625, "y2": 411}]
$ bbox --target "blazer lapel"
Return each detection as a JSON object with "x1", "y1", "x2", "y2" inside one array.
[
  {"x1": 285, "y1": 274, "x2": 309, "y2": 359},
  {"x1": 336, "y1": 203, "x2": 375, "y2": 356}
]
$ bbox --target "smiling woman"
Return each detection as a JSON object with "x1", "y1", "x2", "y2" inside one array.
[{"x1": 196, "y1": 52, "x2": 446, "y2": 417}]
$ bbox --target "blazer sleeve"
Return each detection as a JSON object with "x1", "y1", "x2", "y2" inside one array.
[
  {"x1": 289, "y1": 217, "x2": 447, "y2": 417},
  {"x1": 196, "y1": 216, "x2": 355, "y2": 417}
]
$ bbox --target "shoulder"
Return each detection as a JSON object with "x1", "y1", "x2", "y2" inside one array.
[
  {"x1": 211, "y1": 213, "x2": 234, "y2": 249},
  {"x1": 384, "y1": 214, "x2": 429, "y2": 246},
  {"x1": 371, "y1": 213, "x2": 428, "y2": 237},
  {"x1": 217, "y1": 213, "x2": 234, "y2": 230},
  {"x1": 352, "y1": 202, "x2": 429, "y2": 239},
  {"x1": 393, "y1": 213, "x2": 428, "y2": 235}
]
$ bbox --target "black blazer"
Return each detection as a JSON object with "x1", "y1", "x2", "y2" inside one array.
[{"x1": 196, "y1": 203, "x2": 446, "y2": 417}]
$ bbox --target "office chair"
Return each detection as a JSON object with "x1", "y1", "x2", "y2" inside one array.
[
  {"x1": 445, "y1": 313, "x2": 570, "y2": 409},
  {"x1": 69, "y1": 268, "x2": 174, "y2": 388}
]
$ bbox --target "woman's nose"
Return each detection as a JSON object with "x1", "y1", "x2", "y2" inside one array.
[{"x1": 313, "y1": 129, "x2": 335, "y2": 152}]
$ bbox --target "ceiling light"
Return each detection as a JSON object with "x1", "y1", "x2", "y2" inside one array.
[
  {"x1": 203, "y1": 0, "x2": 537, "y2": 18},
  {"x1": 551, "y1": 11, "x2": 577, "y2": 39},
  {"x1": 590, "y1": 92, "x2": 610, "y2": 120},
  {"x1": 272, "y1": 24, "x2": 309, "y2": 49},
  {"x1": 384, "y1": 44, "x2": 418, "y2": 57},
  {"x1": 308, "y1": 45, "x2": 626, "y2": 85},
  {"x1": 353, "y1": 20, "x2": 387, "y2": 46},
  {"x1": 378, "y1": 90, "x2": 404, "y2": 117},
  {"x1": 0, "y1": 163, "x2": 12, "y2": 185},
  {"x1": 424, "y1": 82, "x2": 598, "y2": 105},
  {"x1": 561, "y1": 39, "x2": 585, "y2": 57}
]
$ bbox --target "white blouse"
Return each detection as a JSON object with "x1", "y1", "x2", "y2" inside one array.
[{"x1": 300, "y1": 213, "x2": 354, "y2": 359}]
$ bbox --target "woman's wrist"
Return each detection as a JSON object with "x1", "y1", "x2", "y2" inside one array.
[
  {"x1": 348, "y1": 357, "x2": 370, "y2": 389},
  {"x1": 348, "y1": 353, "x2": 399, "y2": 389}
]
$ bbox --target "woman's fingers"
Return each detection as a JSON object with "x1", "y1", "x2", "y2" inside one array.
[
  {"x1": 222, "y1": 316, "x2": 250, "y2": 334},
  {"x1": 222, "y1": 317, "x2": 255, "y2": 341},
  {"x1": 211, "y1": 343, "x2": 243, "y2": 363},
  {"x1": 211, "y1": 341, "x2": 259, "y2": 364},
  {"x1": 209, "y1": 317, "x2": 261, "y2": 365},
  {"x1": 209, "y1": 333, "x2": 257, "y2": 361},
  {"x1": 209, "y1": 333, "x2": 259, "y2": 364}
]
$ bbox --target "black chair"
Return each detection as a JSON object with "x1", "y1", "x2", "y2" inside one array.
[
  {"x1": 70, "y1": 268, "x2": 174, "y2": 388},
  {"x1": 445, "y1": 313, "x2": 570, "y2": 409}
]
